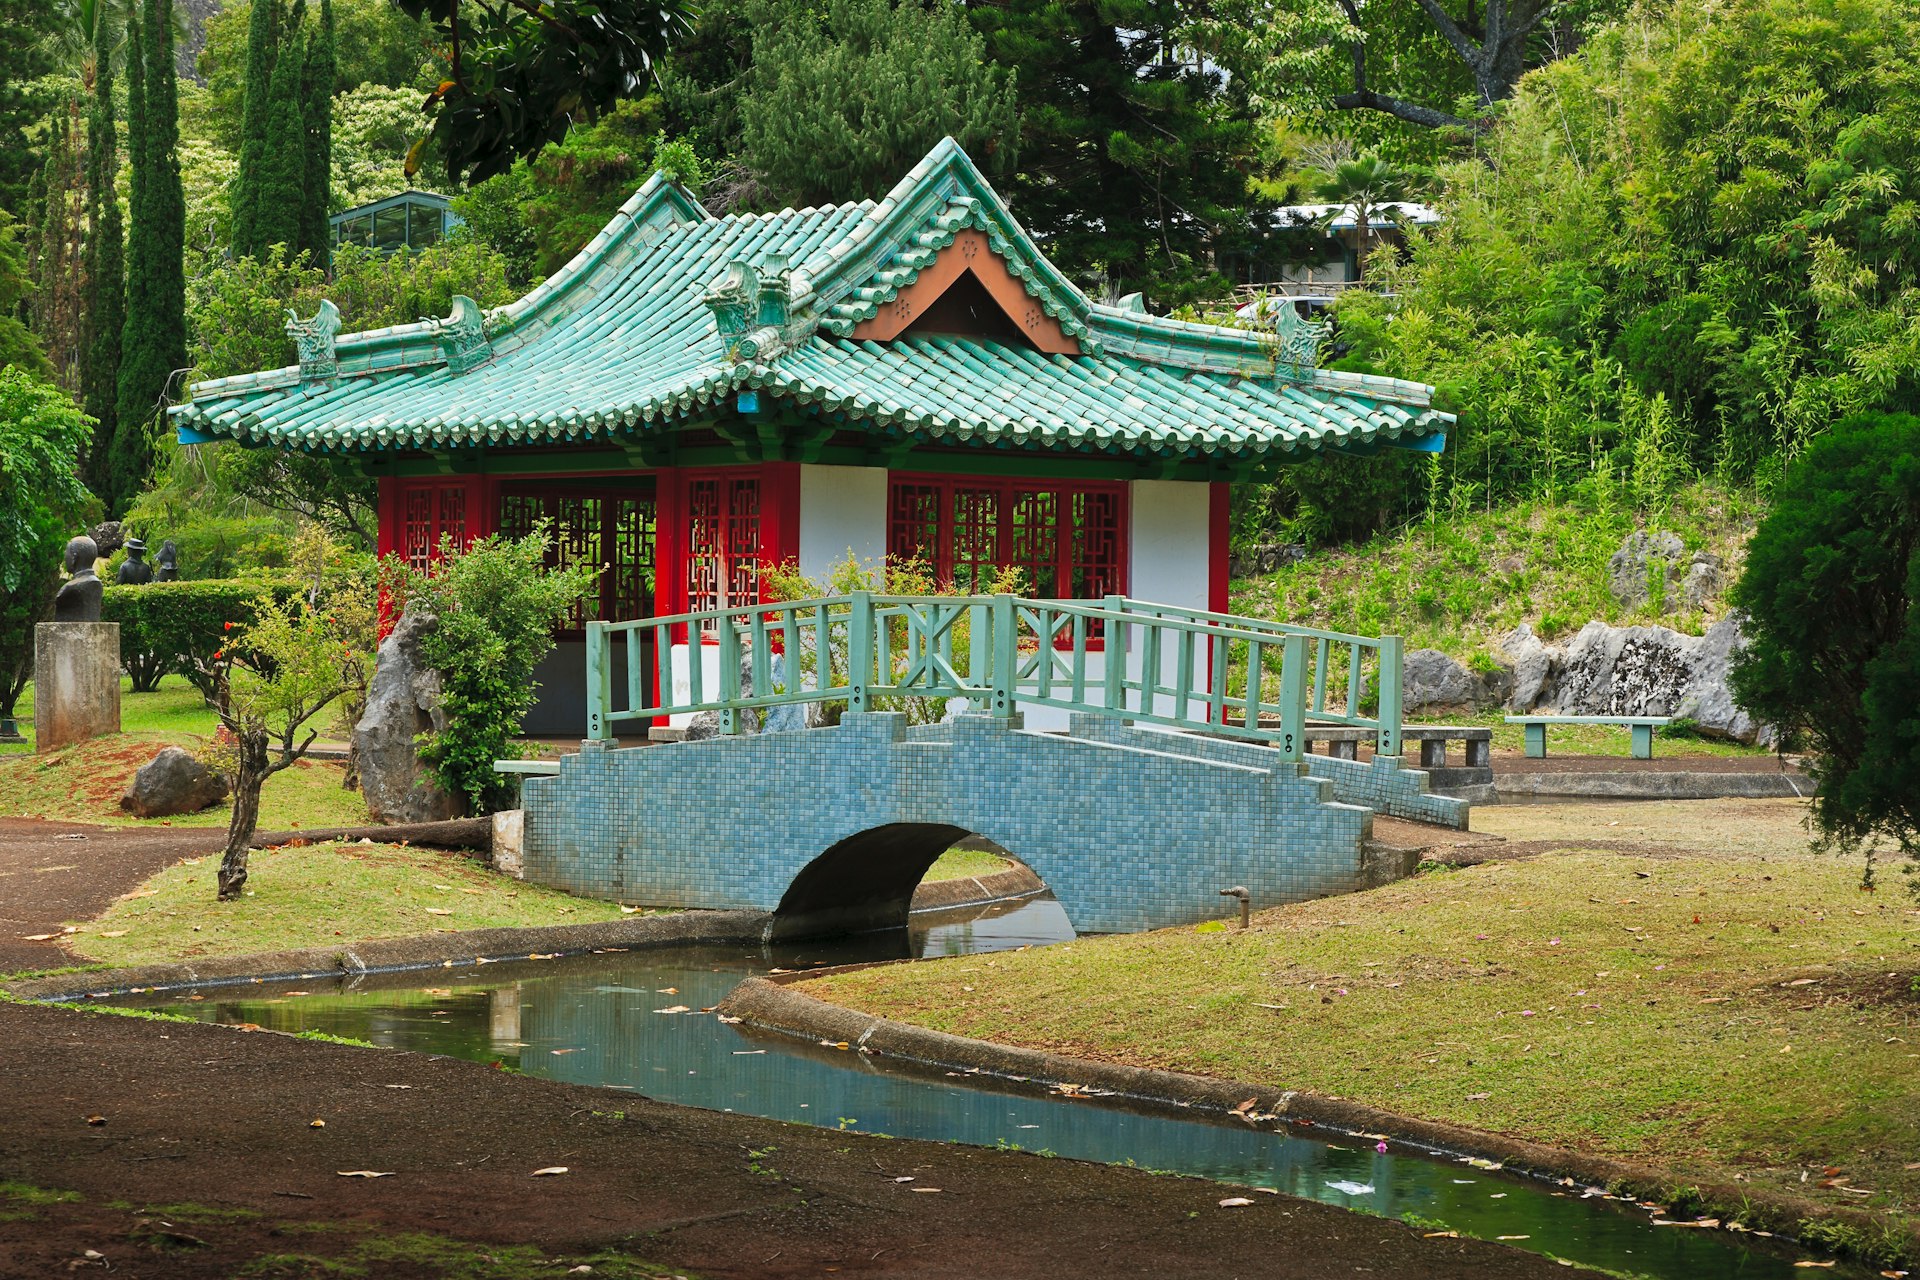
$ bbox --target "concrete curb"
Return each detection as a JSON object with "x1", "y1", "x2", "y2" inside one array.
[
  {"x1": 907, "y1": 863, "x2": 1045, "y2": 913},
  {"x1": 5, "y1": 910, "x2": 772, "y2": 1002},
  {"x1": 1494, "y1": 772, "x2": 1809, "y2": 801},
  {"x1": 718, "y1": 976, "x2": 1916, "y2": 1266}
]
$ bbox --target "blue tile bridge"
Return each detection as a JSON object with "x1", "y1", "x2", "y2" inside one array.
[{"x1": 509, "y1": 595, "x2": 1468, "y2": 939}]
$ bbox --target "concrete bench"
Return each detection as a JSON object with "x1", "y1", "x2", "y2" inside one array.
[
  {"x1": 494, "y1": 759, "x2": 561, "y2": 776},
  {"x1": 1303, "y1": 724, "x2": 1492, "y2": 769},
  {"x1": 1505, "y1": 715, "x2": 1671, "y2": 760}
]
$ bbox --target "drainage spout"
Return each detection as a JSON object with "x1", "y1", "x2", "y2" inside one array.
[{"x1": 1218, "y1": 885, "x2": 1250, "y2": 930}]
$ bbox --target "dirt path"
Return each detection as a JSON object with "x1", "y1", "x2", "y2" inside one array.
[{"x1": 0, "y1": 819, "x2": 1604, "y2": 1278}]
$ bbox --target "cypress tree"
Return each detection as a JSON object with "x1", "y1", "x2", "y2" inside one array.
[
  {"x1": 254, "y1": 15, "x2": 307, "y2": 259},
  {"x1": 230, "y1": 0, "x2": 280, "y2": 260},
  {"x1": 113, "y1": 0, "x2": 187, "y2": 517},
  {"x1": 298, "y1": 0, "x2": 335, "y2": 269},
  {"x1": 82, "y1": 8, "x2": 125, "y2": 505},
  {"x1": 29, "y1": 107, "x2": 86, "y2": 392}
]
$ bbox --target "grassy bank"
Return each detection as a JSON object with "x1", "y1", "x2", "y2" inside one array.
[
  {"x1": 66, "y1": 841, "x2": 629, "y2": 967},
  {"x1": 0, "y1": 731, "x2": 370, "y2": 829},
  {"x1": 810, "y1": 798, "x2": 1920, "y2": 1239}
]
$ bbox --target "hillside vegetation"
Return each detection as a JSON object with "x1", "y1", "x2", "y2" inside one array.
[{"x1": 1231, "y1": 483, "x2": 1764, "y2": 661}]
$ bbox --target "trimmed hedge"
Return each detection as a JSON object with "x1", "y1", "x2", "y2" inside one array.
[{"x1": 103, "y1": 580, "x2": 301, "y2": 694}]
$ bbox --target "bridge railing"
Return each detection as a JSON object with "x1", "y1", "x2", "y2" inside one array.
[{"x1": 584, "y1": 594, "x2": 1403, "y2": 760}]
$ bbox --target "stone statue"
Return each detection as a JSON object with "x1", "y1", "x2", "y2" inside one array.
[
  {"x1": 53, "y1": 535, "x2": 103, "y2": 622},
  {"x1": 154, "y1": 539, "x2": 180, "y2": 582},
  {"x1": 117, "y1": 537, "x2": 154, "y2": 585}
]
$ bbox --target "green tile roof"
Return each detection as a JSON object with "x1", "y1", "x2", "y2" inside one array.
[{"x1": 172, "y1": 140, "x2": 1451, "y2": 465}]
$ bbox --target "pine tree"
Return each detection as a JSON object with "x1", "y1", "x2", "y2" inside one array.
[
  {"x1": 255, "y1": 16, "x2": 308, "y2": 259},
  {"x1": 298, "y1": 0, "x2": 336, "y2": 269},
  {"x1": 81, "y1": 7, "x2": 125, "y2": 505},
  {"x1": 113, "y1": 0, "x2": 187, "y2": 517},
  {"x1": 230, "y1": 0, "x2": 281, "y2": 260},
  {"x1": 29, "y1": 104, "x2": 88, "y2": 392},
  {"x1": 966, "y1": 0, "x2": 1256, "y2": 303}
]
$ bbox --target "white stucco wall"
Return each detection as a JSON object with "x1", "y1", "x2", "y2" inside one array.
[{"x1": 798, "y1": 464, "x2": 889, "y2": 585}]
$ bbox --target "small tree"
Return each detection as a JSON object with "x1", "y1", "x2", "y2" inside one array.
[
  {"x1": 0, "y1": 368, "x2": 95, "y2": 728},
  {"x1": 199, "y1": 556, "x2": 370, "y2": 899},
  {"x1": 1314, "y1": 155, "x2": 1409, "y2": 281},
  {"x1": 402, "y1": 526, "x2": 597, "y2": 815},
  {"x1": 1730, "y1": 411, "x2": 1920, "y2": 883}
]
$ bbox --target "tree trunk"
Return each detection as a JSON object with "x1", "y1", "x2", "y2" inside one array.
[{"x1": 216, "y1": 731, "x2": 270, "y2": 900}]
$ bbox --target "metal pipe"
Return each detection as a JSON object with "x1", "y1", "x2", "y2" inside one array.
[{"x1": 1219, "y1": 886, "x2": 1250, "y2": 930}]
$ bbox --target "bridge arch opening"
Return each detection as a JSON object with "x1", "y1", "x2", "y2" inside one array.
[{"x1": 770, "y1": 824, "x2": 1054, "y2": 942}]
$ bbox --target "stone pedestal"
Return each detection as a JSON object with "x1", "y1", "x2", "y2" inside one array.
[{"x1": 33, "y1": 622, "x2": 121, "y2": 752}]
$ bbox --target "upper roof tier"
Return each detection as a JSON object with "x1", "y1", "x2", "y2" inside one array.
[{"x1": 172, "y1": 139, "x2": 1451, "y2": 467}]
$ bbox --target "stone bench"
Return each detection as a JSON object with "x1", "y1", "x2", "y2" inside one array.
[
  {"x1": 1505, "y1": 715, "x2": 1671, "y2": 760},
  {"x1": 1303, "y1": 724, "x2": 1492, "y2": 770}
]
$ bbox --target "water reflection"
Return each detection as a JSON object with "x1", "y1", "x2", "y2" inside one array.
[{"x1": 119, "y1": 895, "x2": 1861, "y2": 1280}]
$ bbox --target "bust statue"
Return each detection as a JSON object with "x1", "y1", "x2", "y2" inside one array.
[
  {"x1": 53, "y1": 535, "x2": 103, "y2": 623},
  {"x1": 117, "y1": 537, "x2": 154, "y2": 585},
  {"x1": 154, "y1": 539, "x2": 180, "y2": 582}
]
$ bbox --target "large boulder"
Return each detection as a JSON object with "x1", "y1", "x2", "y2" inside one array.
[
  {"x1": 354, "y1": 609, "x2": 464, "y2": 824},
  {"x1": 1675, "y1": 616, "x2": 1773, "y2": 746},
  {"x1": 1500, "y1": 624, "x2": 1553, "y2": 711},
  {"x1": 1553, "y1": 621, "x2": 1694, "y2": 716},
  {"x1": 1401, "y1": 648, "x2": 1511, "y2": 714},
  {"x1": 119, "y1": 746, "x2": 227, "y2": 817}
]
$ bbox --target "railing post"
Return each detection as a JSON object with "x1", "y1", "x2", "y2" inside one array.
[
  {"x1": 847, "y1": 591, "x2": 872, "y2": 714},
  {"x1": 990, "y1": 593, "x2": 1016, "y2": 719},
  {"x1": 718, "y1": 617, "x2": 741, "y2": 735},
  {"x1": 585, "y1": 621, "x2": 614, "y2": 743},
  {"x1": 1376, "y1": 634, "x2": 1404, "y2": 759},
  {"x1": 1102, "y1": 593, "x2": 1126, "y2": 718},
  {"x1": 1276, "y1": 633, "x2": 1307, "y2": 762}
]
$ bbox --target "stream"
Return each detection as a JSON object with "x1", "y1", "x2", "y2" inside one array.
[{"x1": 118, "y1": 895, "x2": 1867, "y2": 1279}]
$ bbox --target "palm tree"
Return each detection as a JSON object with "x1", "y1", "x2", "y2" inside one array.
[{"x1": 1314, "y1": 155, "x2": 1410, "y2": 281}]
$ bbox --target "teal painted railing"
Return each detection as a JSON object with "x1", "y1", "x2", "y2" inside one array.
[{"x1": 584, "y1": 594, "x2": 1403, "y2": 760}]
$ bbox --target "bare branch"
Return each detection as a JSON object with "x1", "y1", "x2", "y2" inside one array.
[
  {"x1": 1333, "y1": 88, "x2": 1477, "y2": 130},
  {"x1": 1409, "y1": 0, "x2": 1482, "y2": 67}
]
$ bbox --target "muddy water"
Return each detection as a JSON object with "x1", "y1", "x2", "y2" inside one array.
[{"x1": 123, "y1": 897, "x2": 1865, "y2": 1279}]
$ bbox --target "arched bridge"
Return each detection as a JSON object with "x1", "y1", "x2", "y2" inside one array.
[{"x1": 511, "y1": 594, "x2": 1467, "y2": 937}]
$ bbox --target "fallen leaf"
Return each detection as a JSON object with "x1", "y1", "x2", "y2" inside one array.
[
  {"x1": 85, "y1": 1115, "x2": 106, "y2": 1126},
  {"x1": 1466, "y1": 1092, "x2": 1491, "y2": 1101},
  {"x1": 1496, "y1": 1234, "x2": 1531, "y2": 1241},
  {"x1": 619, "y1": 905, "x2": 640, "y2": 914},
  {"x1": 97, "y1": 930, "x2": 128, "y2": 938},
  {"x1": 309, "y1": 1119, "x2": 326, "y2": 1129},
  {"x1": 818, "y1": 1040, "x2": 850, "y2": 1050},
  {"x1": 1793, "y1": 1263, "x2": 1836, "y2": 1270},
  {"x1": 336, "y1": 1170, "x2": 394, "y2": 1178},
  {"x1": 531, "y1": 1167, "x2": 569, "y2": 1177},
  {"x1": 910, "y1": 1186, "x2": 942, "y2": 1193},
  {"x1": 1423, "y1": 1231, "x2": 1459, "y2": 1239},
  {"x1": 893, "y1": 1176, "x2": 915, "y2": 1183},
  {"x1": 425, "y1": 908, "x2": 453, "y2": 917},
  {"x1": 1231, "y1": 1098, "x2": 1257, "y2": 1115},
  {"x1": 551, "y1": 1048, "x2": 580, "y2": 1055},
  {"x1": 1218, "y1": 1197, "x2": 1254, "y2": 1207},
  {"x1": 654, "y1": 1005, "x2": 691, "y2": 1015},
  {"x1": 20, "y1": 932, "x2": 60, "y2": 941},
  {"x1": 656, "y1": 988, "x2": 678, "y2": 995},
  {"x1": 716, "y1": 1015, "x2": 742, "y2": 1025}
]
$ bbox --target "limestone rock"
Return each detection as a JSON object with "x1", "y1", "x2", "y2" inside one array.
[
  {"x1": 1607, "y1": 531, "x2": 1686, "y2": 609},
  {"x1": 687, "y1": 651, "x2": 826, "y2": 738},
  {"x1": 1500, "y1": 623, "x2": 1553, "y2": 711},
  {"x1": 119, "y1": 746, "x2": 227, "y2": 817},
  {"x1": 1675, "y1": 616, "x2": 1772, "y2": 746},
  {"x1": 354, "y1": 609, "x2": 464, "y2": 823},
  {"x1": 1402, "y1": 648, "x2": 1510, "y2": 714},
  {"x1": 1682, "y1": 553, "x2": 1724, "y2": 609},
  {"x1": 1553, "y1": 621, "x2": 1695, "y2": 716}
]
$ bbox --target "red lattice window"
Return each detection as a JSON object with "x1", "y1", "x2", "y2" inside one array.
[
  {"x1": 887, "y1": 475, "x2": 1127, "y2": 605},
  {"x1": 496, "y1": 483, "x2": 657, "y2": 635},
  {"x1": 398, "y1": 480, "x2": 472, "y2": 574},
  {"x1": 686, "y1": 473, "x2": 762, "y2": 630}
]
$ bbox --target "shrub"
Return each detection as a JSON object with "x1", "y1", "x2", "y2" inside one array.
[
  {"x1": 399, "y1": 527, "x2": 597, "y2": 815},
  {"x1": 1730, "y1": 412, "x2": 1920, "y2": 878},
  {"x1": 102, "y1": 580, "x2": 298, "y2": 694}
]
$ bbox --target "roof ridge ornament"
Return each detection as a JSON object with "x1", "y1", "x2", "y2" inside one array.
[
  {"x1": 432, "y1": 295, "x2": 495, "y2": 375},
  {"x1": 1271, "y1": 301, "x2": 1331, "y2": 381},
  {"x1": 286, "y1": 300, "x2": 342, "y2": 386},
  {"x1": 704, "y1": 253, "x2": 811, "y2": 365}
]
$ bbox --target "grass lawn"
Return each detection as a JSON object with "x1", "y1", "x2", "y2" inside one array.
[
  {"x1": 68, "y1": 841, "x2": 629, "y2": 967},
  {"x1": 810, "y1": 798, "x2": 1920, "y2": 1236},
  {"x1": 3, "y1": 675, "x2": 222, "y2": 755},
  {"x1": 923, "y1": 847, "x2": 1013, "y2": 881}
]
